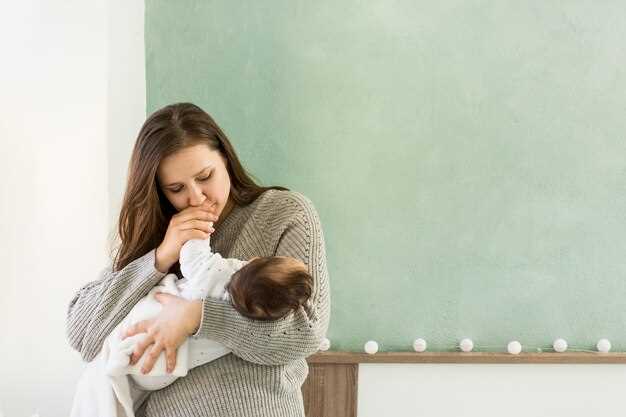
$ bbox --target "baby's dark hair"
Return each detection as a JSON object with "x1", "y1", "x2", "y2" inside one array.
[{"x1": 225, "y1": 256, "x2": 313, "y2": 321}]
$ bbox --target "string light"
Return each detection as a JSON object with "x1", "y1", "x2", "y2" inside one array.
[
  {"x1": 318, "y1": 337, "x2": 331, "y2": 351},
  {"x1": 553, "y1": 338, "x2": 568, "y2": 353},
  {"x1": 459, "y1": 344, "x2": 611, "y2": 354},
  {"x1": 364, "y1": 340, "x2": 379, "y2": 354},
  {"x1": 507, "y1": 341, "x2": 522, "y2": 355},
  {"x1": 316, "y1": 338, "x2": 615, "y2": 354},
  {"x1": 459, "y1": 338, "x2": 474, "y2": 352},
  {"x1": 413, "y1": 338, "x2": 427, "y2": 352},
  {"x1": 597, "y1": 339, "x2": 611, "y2": 353}
]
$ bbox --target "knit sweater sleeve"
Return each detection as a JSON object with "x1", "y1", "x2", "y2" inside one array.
[
  {"x1": 190, "y1": 193, "x2": 331, "y2": 365},
  {"x1": 65, "y1": 248, "x2": 168, "y2": 362}
]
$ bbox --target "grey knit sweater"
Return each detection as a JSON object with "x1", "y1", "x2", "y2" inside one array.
[{"x1": 66, "y1": 190, "x2": 331, "y2": 416}]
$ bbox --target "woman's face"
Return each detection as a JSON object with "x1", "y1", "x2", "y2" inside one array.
[{"x1": 157, "y1": 143, "x2": 232, "y2": 220}]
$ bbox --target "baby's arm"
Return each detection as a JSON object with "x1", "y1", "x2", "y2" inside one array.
[
  {"x1": 179, "y1": 238, "x2": 243, "y2": 300},
  {"x1": 179, "y1": 238, "x2": 214, "y2": 294}
]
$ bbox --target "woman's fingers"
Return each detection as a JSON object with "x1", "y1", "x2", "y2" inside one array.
[
  {"x1": 124, "y1": 319, "x2": 152, "y2": 365},
  {"x1": 141, "y1": 342, "x2": 165, "y2": 374},
  {"x1": 165, "y1": 346, "x2": 177, "y2": 373},
  {"x1": 130, "y1": 335, "x2": 178, "y2": 373},
  {"x1": 179, "y1": 219, "x2": 214, "y2": 233},
  {"x1": 123, "y1": 296, "x2": 188, "y2": 373},
  {"x1": 130, "y1": 333, "x2": 154, "y2": 365},
  {"x1": 123, "y1": 319, "x2": 149, "y2": 339},
  {"x1": 174, "y1": 208, "x2": 218, "y2": 225}
]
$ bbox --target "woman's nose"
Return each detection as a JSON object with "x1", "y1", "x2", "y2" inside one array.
[{"x1": 188, "y1": 185, "x2": 207, "y2": 207}]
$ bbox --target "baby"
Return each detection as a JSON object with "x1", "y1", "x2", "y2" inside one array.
[{"x1": 70, "y1": 235, "x2": 313, "y2": 417}]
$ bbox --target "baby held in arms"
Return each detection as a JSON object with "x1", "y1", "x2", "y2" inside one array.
[{"x1": 70, "y1": 233, "x2": 313, "y2": 417}]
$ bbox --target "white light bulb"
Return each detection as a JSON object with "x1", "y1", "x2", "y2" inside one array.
[
  {"x1": 553, "y1": 338, "x2": 568, "y2": 353},
  {"x1": 364, "y1": 340, "x2": 379, "y2": 354},
  {"x1": 319, "y1": 337, "x2": 331, "y2": 351},
  {"x1": 597, "y1": 338, "x2": 611, "y2": 353},
  {"x1": 460, "y1": 338, "x2": 474, "y2": 352},
  {"x1": 413, "y1": 338, "x2": 427, "y2": 352},
  {"x1": 507, "y1": 341, "x2": 522, "y2": 355}
]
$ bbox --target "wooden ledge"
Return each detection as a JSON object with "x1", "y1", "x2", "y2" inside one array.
[{"x1": 307, "y1": 351, "x2": 626, "y2": 364}]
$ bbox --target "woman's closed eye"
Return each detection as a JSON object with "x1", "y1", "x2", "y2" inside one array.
[{"x1": 170, "y1": 174, "x2": 212, "y2": 193}]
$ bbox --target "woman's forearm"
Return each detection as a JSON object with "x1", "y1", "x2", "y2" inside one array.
[
  {"x1": 66, "y1": 248, "x2": 168, "y2": 362},
  {"x1": 186, "y1": 299, "x2": 203, "y2": 335}
]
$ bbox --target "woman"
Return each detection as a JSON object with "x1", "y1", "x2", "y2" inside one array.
[{"x1": 66, "y1": 102, "x2": 331, "y2": 416}]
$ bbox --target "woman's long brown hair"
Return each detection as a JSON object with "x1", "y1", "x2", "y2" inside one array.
[{"x1": 110, "y1": 102, "x2": 288, "y2": 272}]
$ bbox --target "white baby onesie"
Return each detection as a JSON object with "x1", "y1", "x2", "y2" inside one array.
[{"x1": 70, "y1": 236, "x2": 249, "y2": 417}]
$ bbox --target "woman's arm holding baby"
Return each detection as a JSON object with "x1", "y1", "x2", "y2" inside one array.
[
  {"x1": 124, "y1": 192, "x2": 330, "y2": 371},
  {"x1": 66, "y1": 248, "x2": 168, "y2": 362},
  {"x1": 190, "y1": 193, "x2": 330, "y2": 365}
]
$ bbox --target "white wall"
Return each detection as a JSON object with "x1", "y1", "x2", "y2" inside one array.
[
  {"x1": 0, "y1": 1, "x2": 144, "y2": 416},
  {"x1": 359, "y1": 364, "x2": 626, "y2": 416},
  {"x1": 106, "y1": 0, "x2": 147, "y2": 242}
]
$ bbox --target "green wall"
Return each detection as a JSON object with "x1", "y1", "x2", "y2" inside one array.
[{"x1": 146, "y1": 1, "x2": 626, "y2": 352}]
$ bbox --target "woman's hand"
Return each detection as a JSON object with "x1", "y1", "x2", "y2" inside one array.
[
  {"x1": 155, "y1": 200, "x2": 219, "y2": 273},
  {"x1": 122, "y1": 293, "x2": 203, "y2": 374}
]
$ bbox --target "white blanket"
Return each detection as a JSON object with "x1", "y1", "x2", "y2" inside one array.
[{"x1": 70, "y1": 237, "x2": 248, "y2": 417}]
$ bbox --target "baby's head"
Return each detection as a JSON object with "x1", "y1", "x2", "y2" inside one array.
[{"x1": 225, "y1": 256, "x2": 313, "y2": 321}]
